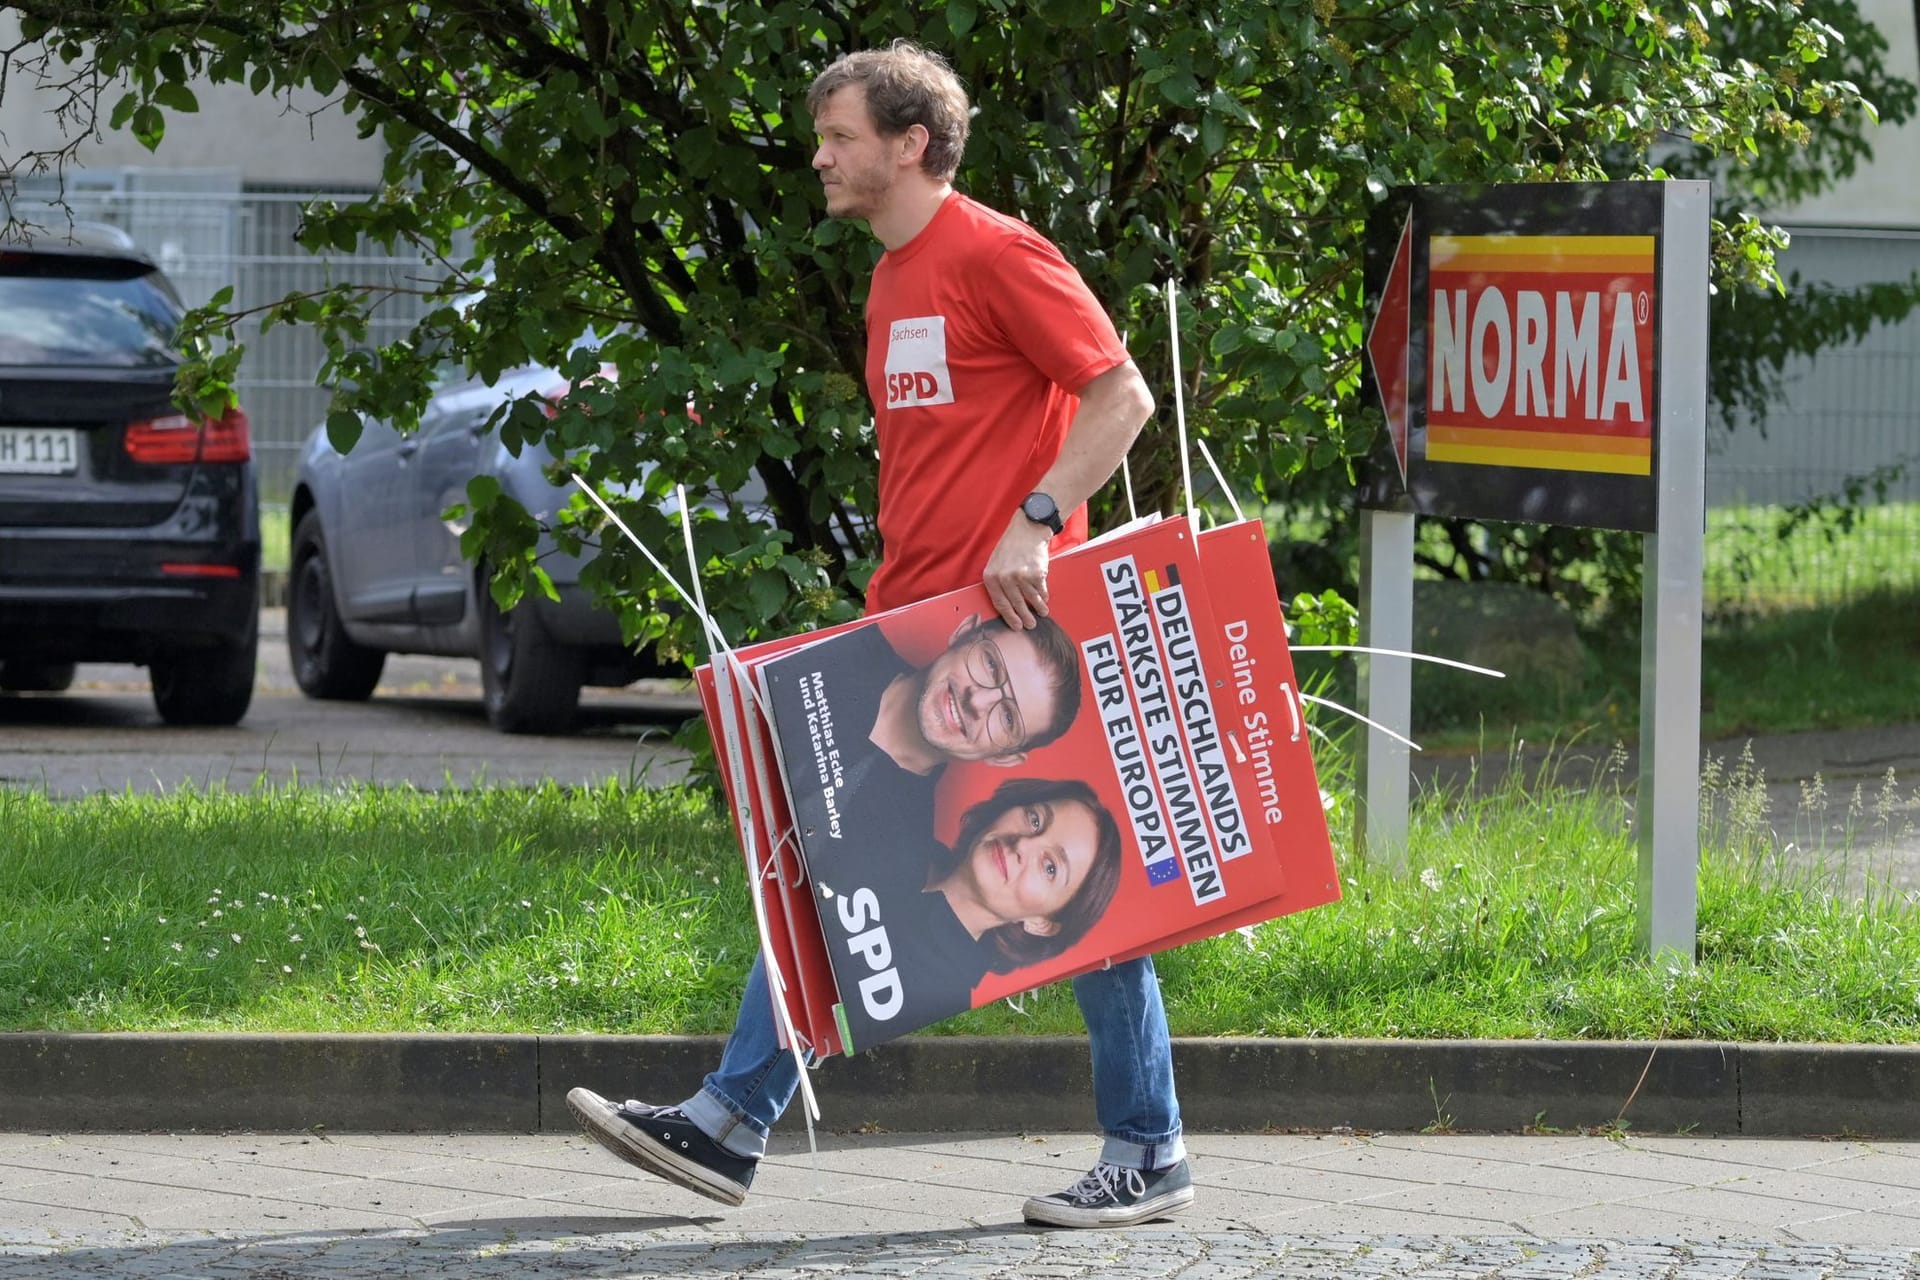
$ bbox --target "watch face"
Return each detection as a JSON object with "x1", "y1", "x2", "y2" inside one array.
[{"x1": 1024, "y1": 493, "x2": 1060, "y2": 528}]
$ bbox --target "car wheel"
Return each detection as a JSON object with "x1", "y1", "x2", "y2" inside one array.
[
  {"x1": 480, "y1": 578, "x2": 583, "y2": 734},
  {"x1": 0, "y1": 661, "x2": 77, "y2": 693},
  {"x1": 288, "y1": 511, "x2": 385, "y2": 700},
  {"x1": 151, "y1": 618, "x2": 258, "y2": 727}
]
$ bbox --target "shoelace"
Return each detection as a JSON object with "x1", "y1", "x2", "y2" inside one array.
[{"x1": 1065, "y1": 1162, "x2": 1147, "y2": 1205}]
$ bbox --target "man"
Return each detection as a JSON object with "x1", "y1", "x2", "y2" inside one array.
[
  {"x1": 784, "y1": 610, "x2": 1083, "y2": 858},
  {"x1": 569, "y1": 40, "x2": 1188, "y2": 1230}
]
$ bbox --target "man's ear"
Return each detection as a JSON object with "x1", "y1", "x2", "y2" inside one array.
[
  {"x1": 1020, "y1": 916, "x2": 1062, "y2": 938},
  {"x1": 983, "y1": 750, "x2": 1028, "y2": 769},
  {"x1": 949, "y1": 612, "x2": 983, "y2": 648},
  {"x1": 898, "y1": 122, "x2": 931, "y2": 167}
]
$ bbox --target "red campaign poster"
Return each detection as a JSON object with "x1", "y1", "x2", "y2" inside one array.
[
  {"x1": 752, "y1": 515, "x2": 1322, "y2": 1054},
  {"x1": 735, "y1": 658, "x2": 848, "y2": 1058},
  {"x1": 698, "y1": 656, "x2": 847, "y2": 1058},
  {"x1": 1106, "y1": 519, "x2": 1340, "y2": 964},
  {"x1": 695, "y1": 664, "x2": 812, "y2": 1053}
]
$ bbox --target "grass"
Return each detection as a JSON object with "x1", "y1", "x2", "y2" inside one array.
[
  {"x1": 261, "y1": 505, "x2": 291, "y2": 577},
  {"x1": 1287, "y1": 497, "x2": 1920, "y2": 750},
  {"x1": 4, "y1": 759, "x2": 1916, "y2": 1040}
]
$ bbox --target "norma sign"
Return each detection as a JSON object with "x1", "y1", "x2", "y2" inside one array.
[{"x1": 1358, "y1": 183, "x2": 1670, "y2": 533}]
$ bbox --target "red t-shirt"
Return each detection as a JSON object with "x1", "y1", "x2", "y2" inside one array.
[{"x1": 862, "y1": 193, "x2": 1128, "y2": 613}]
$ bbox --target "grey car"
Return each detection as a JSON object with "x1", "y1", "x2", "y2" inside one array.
[{"x1": 285, "y1": 360, "x2": 674, "y2": 734}]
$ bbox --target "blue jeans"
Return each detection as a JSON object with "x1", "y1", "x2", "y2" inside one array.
[{"x1": 680, "y1": 953, "x2": 1186, "y2": 1171}]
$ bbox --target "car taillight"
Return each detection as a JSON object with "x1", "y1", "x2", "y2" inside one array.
[{"x1": 124, "y1": 407, "x2": 252, "y2": 465}]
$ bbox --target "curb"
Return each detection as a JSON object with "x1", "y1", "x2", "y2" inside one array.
[{"x1": 2, "y1": 1035, "x2": 1916, "y2": 1138}]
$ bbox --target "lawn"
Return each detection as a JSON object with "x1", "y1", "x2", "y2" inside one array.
[{"x1": 4, "y1": 759, "x2": 1915, "y2": 1041}]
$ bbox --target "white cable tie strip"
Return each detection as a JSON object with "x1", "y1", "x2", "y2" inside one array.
[
  {"x1": 675, "y1": 482, "x2": 718, "y2": 656},
  {"x1": 1280, "y1": 680, "x2": 1302, "y2": 742},
  {"x1": 1195, "y1": 436, "x2": 1245, "y2": 524},
  {"x1": 1165, "y1": 281, "x2": 1194, "y2": 523},
  {"x1": 580, "y1": 477, "x2": 822, "y2": 1125},
  {"x1": 1292, "y1": 645, "x2": 1506, "y2": 678},
  {"x1": 1298, "y1": 691, "x2": 1422, "y2": 752},
  {"x1": 570, "y1": 474, "x2": 727, "y2": 656}
]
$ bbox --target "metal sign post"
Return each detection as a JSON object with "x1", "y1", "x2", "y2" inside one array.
[
  {"x1": 1638, "y1": 181, "x2": 1710, "y2": 961},
  {"x1": 1356, "y1": 508, "x2": 1414, "y2": 869},
  {"x1": 1357, "y1": 180, "x2": 1711, "y2": 961}
]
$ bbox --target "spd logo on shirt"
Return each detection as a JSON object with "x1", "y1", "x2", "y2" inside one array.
[{"x1": 883, "y1": 315, "x2": 956, "y2": 409}]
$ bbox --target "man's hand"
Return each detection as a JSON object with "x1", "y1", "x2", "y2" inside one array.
[{"x1": 983, "y1": 512, "x2": 1054, "y2": 630}]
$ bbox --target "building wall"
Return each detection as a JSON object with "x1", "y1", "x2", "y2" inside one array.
[
  {"x1": 1773, "y1": 0, "x2": 1920, "y2": 230},
  {"x1": 0, "y1": 16, "x2": 383, "y2": 187}
]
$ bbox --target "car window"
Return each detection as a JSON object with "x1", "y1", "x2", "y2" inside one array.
[{"x1": 0, "y1": 255, "x2": 183, "y2": 368}]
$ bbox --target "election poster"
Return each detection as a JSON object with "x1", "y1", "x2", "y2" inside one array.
[{"x1": 732, "y1": 514, "x2": 1337, "y2": 1054}]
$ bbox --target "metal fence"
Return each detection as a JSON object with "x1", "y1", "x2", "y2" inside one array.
[
  {"x1": 1705, "y1": 226, "x2": 1920, "y2": 608},
  {"x1": 7, "y1": 170, "x2": 444, "y2": 500},
  {"x1": 6, "y1": 175, "x2": 1916, "y2": 606}
]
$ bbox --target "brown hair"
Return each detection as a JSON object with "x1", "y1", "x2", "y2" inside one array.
[
  {"x1": 955, "y1": 616, "x2": 1083, "y2": 753},
  {"x1": 936, "y1": 777, "x2": 1123, "y2": 974},
  {"x1": 807, "y1": 40, "x2": 972, "y2": 182}
]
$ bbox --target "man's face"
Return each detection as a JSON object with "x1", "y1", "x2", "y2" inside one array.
[
  {"x1": 811, "y1": 84, "x2": 900, "y2": 222},
  {"x1": 959, "y1": 797, "x2": 1099, "y2": 931},
  {"x1": 914, "y1": 624, "x2": 1062, "y2": 762}
]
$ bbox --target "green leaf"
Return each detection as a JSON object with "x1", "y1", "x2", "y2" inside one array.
[
  {"x1": 153, "y1": 81, "x2": 199, "y2": 113},
  {"x1": 947, "y1": 0, "x2": 978, "y2": 36},
  {"x1": 130, "y1": 103, "x2": 165, "y2": 151},
  {"x1": 324, "y1": 410, "x2": 365, "y2": 455},
  {"x1": 748, "y1": 567, "x2": 790, "y2": 619}
]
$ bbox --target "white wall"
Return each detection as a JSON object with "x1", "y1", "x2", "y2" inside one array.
[
  {"x1": 1776, "y1": 0, "x2": 1920, "y2": 229},
  {"x1": 0, "y1": 16, "x2": 383, "y2": 188}
]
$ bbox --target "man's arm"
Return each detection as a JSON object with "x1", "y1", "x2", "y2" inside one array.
[{"x1": 982, "y1": 359, "x2": 1155, "y2": 630}]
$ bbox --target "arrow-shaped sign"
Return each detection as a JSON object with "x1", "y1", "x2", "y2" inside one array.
[{"x1": 1366, "y1": 211, "x2": 1413, "y2": 486}]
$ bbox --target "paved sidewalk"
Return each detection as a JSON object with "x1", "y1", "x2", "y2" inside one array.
[{"x1": 4, "y1": 1130, "x2": 1919, "y2": 1276}]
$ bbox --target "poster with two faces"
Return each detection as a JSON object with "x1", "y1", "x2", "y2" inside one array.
[{"x1": 697, "y1": 514, "x2": 1339, "y2": 1058}]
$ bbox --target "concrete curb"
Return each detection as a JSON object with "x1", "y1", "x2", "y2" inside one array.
[{"x1": 3, "y1": 1034, "x2": 1917, "y2": 1138}]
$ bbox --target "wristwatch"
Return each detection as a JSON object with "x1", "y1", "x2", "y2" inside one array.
[{"x1": 1021, "y1": 491, "x2": 1063, "y2": 535}]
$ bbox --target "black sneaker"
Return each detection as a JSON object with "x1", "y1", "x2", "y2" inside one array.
[
  {"x1": 565, "y1": 1087, "x2": 757, "y2": 1206},
  {"x1": 1023, "y1": 1158, "x2": 1195, "y2": 1227}
]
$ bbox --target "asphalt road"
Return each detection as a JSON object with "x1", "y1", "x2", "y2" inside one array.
[{"x1": 0, "y1": 608, "x2": 699, "y2": 797}]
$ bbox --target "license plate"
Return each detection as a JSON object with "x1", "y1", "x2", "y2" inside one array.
[{"x1": 0, "y1": 427, "x2": 79, "y2": 475}]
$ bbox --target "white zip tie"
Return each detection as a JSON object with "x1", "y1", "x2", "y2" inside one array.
[
  {"x1": 1194, "y1": 437, "x2": 1244, "y2": 524},
  {"x1": 1297, "y1": 690, "x2": 1423, "y2": 751},
  {"x1": 1164, "y1": 282, "x2": 1195, "y2": 523},
  {"x1": 583, "y1": 474, "x2": 823, "y2": 1140}
]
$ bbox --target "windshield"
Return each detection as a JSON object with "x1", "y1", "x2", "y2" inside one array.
[{"x1": 0, "y1": 256, "x2": 183, "y2": 368}]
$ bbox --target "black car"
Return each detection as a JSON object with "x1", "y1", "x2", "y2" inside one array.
[{"x1": 0, "y1": 225, "x2": 260, "y2": 725}]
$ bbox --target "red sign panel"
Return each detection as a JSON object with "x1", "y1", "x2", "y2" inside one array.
[{"x1": 1426, "y1": 234, "x2": 1656, "y2": 476}]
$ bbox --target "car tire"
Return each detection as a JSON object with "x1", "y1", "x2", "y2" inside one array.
[
  {"x1": 0, "y1": 661, "x2": 77, "y2": 693},
  {"x1": 151, "y1": 619, "x2": 258, "y2": 727},
  {"x1": 480, "y1": 577, "x2": 583, "y2": 734},
  {"x1": 288, "y1": 511, "x2": 385, "y2": 701}
]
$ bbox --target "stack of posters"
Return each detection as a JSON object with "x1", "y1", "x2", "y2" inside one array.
[{"x1": 696, "y1": 514, "x2": 1338, "y2": 1057}]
